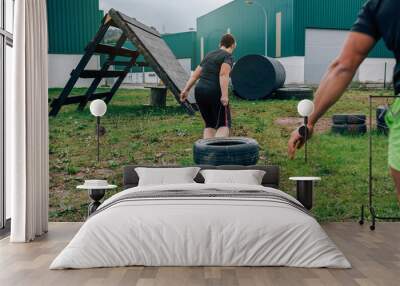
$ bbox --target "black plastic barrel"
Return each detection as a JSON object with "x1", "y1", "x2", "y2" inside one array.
[{"x1": 231, "y1": 55, "x2": 286, "y2": 100}]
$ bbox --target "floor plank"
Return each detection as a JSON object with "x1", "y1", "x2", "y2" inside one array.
[{"x1": 0, "y1": 222, "x2": 399, "y2": 286}]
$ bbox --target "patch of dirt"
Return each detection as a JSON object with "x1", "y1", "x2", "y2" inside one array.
[
  {"x1": 275, "y1": 117, "x2": 332, "y2": 134},
  {"x1": 275, "y1": 116, "x2": 379, "y2": 133}
]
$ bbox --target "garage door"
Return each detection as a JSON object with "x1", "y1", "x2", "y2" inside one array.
[{"x1": 305, "y1": 29, "x2": 358, "y2": 85}]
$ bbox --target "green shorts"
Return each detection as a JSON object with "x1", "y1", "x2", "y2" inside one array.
[{"x1": 386, "y1": 98, "x2": 400, "y2": 171}]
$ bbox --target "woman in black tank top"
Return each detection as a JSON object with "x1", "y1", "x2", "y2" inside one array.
[{"x1": 180, "y1": 34, "x2": 236, "y2": 139}]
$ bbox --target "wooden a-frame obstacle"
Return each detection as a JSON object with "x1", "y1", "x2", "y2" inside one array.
[{"x1": 49, "y1": 9, "x2": 196, "y2": 116}]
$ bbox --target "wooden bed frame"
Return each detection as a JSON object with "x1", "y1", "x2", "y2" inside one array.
[{"x1": 123, "y1": 165, "x2": 280, "y2": 189}]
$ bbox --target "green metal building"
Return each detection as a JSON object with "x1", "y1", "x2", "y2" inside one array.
[
  {"x1": 197, "y1": 0, "x2": 395, "y2": 84},
  {"x1": 47, "y1": 0, "x2": 103, "y2": 54},
  {"x1": 47, "y1": 0, "x2": 393, "y2": 86},
  {"x1": 197, "y1": 0, "x2": 391, "y2": 60},
  {"x1": 47, "y1": 0, "x2": 104, "y2": 87}
]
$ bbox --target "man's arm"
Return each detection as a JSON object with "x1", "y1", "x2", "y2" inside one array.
[
  {"x1": 288, "y1": 32, "x2": 376, "y2": 158},
  {"x1": 308, "y1": 32, "x2": 376, "y2": 126},
  {"x1": 220, "y1": 63, "x2": 231, "y2": 106}
]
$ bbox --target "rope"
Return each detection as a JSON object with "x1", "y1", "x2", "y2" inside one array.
[{"x1": 214, "y1": 104, "x2": 229, "y2": 129}]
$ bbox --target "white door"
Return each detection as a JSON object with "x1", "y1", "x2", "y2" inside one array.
[{"x1": 305, "y1": 29, "x2": 359, "y2": 85}]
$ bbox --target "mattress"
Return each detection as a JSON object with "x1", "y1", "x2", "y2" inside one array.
[{"x1": 50, "y1": 183, "x2": 351, "y2": 269}]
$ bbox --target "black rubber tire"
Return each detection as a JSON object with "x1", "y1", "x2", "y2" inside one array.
[
  {"x1": 377, "y1": 106, "x2": 388, "y2": 119},
  {"x1": 377, "y1": 125, "x2": 389, "y2": 136},
  {"x1": 275, "y1": 87, "x2": 314, "y2": 100},
  {"x1": 332, "y1": 114, "x2": 366, "y2": 124},
  {"x1": 332, "y1": 115, "x2": 348, "y2": 125},
  {"x1": 331, "y1": 124, "x2": 367, "y2": 135},
  {"x1": 347, "y1": 115, "x2": 366, "y2": 124},
  {"x1": 193, "y1": 137, "x2": 260, "y2": 166},
  {"x1": 376, "y1": 106, "x2": 389, "y2": 133}
]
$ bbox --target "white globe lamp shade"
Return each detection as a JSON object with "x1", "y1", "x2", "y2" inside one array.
[
  {"x1": 90, "y1": 100, "x2": 107, "y2": 117},
  {"x1": 297, "y1": 99, "x2": 314, "y2": 117}
]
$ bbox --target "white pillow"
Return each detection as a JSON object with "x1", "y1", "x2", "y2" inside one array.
[
  {"x1": 135, "y1": 167, "x2": 201, "y2": 186},
  {"x1": 200, "y1": 169, "x2": 266, "y2": 185}
]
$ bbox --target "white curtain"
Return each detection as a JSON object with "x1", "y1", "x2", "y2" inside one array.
[{"x1": 8, "y1": 0, "x2": 49, "y2": 242}]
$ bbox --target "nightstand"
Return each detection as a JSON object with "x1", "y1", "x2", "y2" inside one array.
[
  {"x1": 77, "y1": 180, "x2": 117, "y2": 216},
  {"x1": 289, "y1": 177, "x2": 321, "y2": 210}
]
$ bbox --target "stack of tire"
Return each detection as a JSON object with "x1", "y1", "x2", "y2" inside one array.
[
  {"x1": 376, "y1": 106, "x2": 389, "y2": 136},
  {"x1": 332, "y1": 114, "x2": 367, "y2": 135}
]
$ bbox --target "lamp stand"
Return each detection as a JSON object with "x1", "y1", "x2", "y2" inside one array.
[
  {"x1": 304, "y1": 116, "x2": 308, "y2": 163},
  {"x1": 96, "y1": 116, "x2": 100, "y2": 163}
]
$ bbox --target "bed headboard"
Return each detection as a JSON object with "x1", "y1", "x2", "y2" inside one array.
[{"x1": 123, "y1": 165, "x2": 280, "y2": 189}]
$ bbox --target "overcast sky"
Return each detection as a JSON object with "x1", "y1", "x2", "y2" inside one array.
[{"x1": 100, "y1": 0, "x2": 233, "y2": 33}]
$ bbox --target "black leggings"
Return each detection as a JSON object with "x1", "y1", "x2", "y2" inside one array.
[{"x1": 195, "y1": 85, "x2": 232, "y2": 129}]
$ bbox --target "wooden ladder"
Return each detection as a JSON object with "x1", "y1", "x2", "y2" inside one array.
[{"x1": 49, "y1": 15, "x2": 144, "y2": 116}]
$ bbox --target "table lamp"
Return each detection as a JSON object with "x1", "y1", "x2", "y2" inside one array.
[
  {"x1": 297, "y1": 99, "x2": 315, "y2": 163},
  {"x1": 90, "y1": 100, "x2": 107, "y2": 163}
]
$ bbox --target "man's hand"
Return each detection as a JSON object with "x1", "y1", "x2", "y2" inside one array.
[
  {"x1": 180, "y1": 89, "x2": 189, "y2": 102},
  {"x1": 288, "y1": 126, "x2": 314, "y2": 159},
  {"x1": 221, "y1": 95, "x2": 229, "y2": 107}
]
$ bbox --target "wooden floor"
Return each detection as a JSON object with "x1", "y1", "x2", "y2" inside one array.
[{"x1": 0, "y1": 222, "x2": 399, "y2": 286}]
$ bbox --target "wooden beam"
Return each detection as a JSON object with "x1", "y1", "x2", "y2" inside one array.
[
  {"x1": 109, "y1": 60, "x2": 133, "y2": 66},
  {"x1": 136, "y1": 62, "x2": 149, "y2": 67},
  {"x1": 95, "y1": 44, "x2": 139, "y2": 58},
  {"x1": 79, "y1": 70, "x2": 126, "y2": 78},
  {"x1": 51, "y1": 93, "x2": 111, "y2": 106}
]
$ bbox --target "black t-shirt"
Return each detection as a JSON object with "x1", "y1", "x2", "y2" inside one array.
[
  {"x1": 197, "y1": 49, "x2": 234, "y2": 90},
  {"x1": 351, "y1": 0, "x2": 400, "y2": 93}
]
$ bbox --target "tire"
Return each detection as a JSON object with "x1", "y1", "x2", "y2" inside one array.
[
  {"x1": 376, "y1": 106, "x2": 389, "y2": 135},
  {"x1": 332, "y1": 114, "x2": 366, "y2": 124},
  {"x1": 193, "y1": 137, "x2": 260, "y2": 166},
  {"x1": 377, "y1": 125, "x2": 389, "y2": 136},
  {"x1": 331, "y1": 124, "x2": 367, "y2": 135},
  {"x1": 347, "y1": 115, "x2": 366, "y2": 124},
  {"x1": 376, "y1": 106, "x2": 388, "y2": 119},
  {"x1": 275, "y1": 87, "x2": 314, "y2": 100},
  {"x1": 332, "y1": 115, "x2": 348, "y2": 125}
]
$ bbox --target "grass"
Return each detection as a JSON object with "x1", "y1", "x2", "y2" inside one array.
[{"x1": 49, "y1": 87, "x2": 399, "y2": 222}]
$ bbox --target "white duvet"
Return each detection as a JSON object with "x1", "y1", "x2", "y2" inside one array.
[{"x1": 50, "y1": 183, "x2": 351, "y2": 269}]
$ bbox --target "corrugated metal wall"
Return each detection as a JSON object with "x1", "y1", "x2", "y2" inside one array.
[
  {"x1": 196, "y1": 0, "x2": 393, "y2": 65},
  {"x1": 47, "y1": 0, "x2": 102, "y2": 54},
  {"x1": 294, "y1": 0, "x2": 392, "y2": 58},
  {"x1": 196, "y1": 0, "x2": 295, "y2": 64}
]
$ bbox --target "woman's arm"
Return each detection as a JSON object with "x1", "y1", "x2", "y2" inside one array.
[
  {"x1": 219, "y1": 63, "x2": 231, "y2": 106},
  {"x1": 180, "y1": 66, "x2": 202, "y2": 102}
]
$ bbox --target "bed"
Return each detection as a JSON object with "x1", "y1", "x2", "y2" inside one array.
[{"x1": 50, "y1": 165, "x2": 350, "y2": 269}]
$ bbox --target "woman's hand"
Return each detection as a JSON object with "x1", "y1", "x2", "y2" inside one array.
[
  {"x1": 221, "y1": 95, "x2": 229, "y2": 107},
  {"x1": 180, "y1": 89, "x2": 189, "y2": 102}
]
